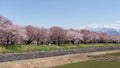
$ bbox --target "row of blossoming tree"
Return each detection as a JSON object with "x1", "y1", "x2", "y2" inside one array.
[{"x1": 0, "y1": 16, "x2": 120, "y2": 45}]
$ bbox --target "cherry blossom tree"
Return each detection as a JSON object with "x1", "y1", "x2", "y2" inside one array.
[
  {"x1": 49, "y1": 26, "x2": 66, "y2": 45},
  {"x1": 0, "y1": 16, "x2": 120, "y2": 45},
  {"x1": 0, "y1": 16, "x2": 21, "y2": 45},
  {"x1": 80, "y1": 29, "x2": 100, "y2": 43},
  {"x1": 66, "y1": 29, "x2": 83, "y2": 44},
  {"x1": 25, "y1": 25, "x2": 37, "y2": 44},
  {"x1": 98, "y1": 33, "x2": 113, "y2": 43},
  {"x1": 34, "y1": 27, "x2": 50, "y2": 45}
]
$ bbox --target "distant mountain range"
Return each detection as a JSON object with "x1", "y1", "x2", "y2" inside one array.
[{"x1": 80, "y1": 23, "x2": 120, "y2": 36}]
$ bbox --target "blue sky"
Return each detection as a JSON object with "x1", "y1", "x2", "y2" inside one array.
[{"x1": 0, "y1": 0, "x2": 120, "y2": 28}]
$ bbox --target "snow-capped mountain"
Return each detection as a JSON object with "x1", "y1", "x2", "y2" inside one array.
[{"x1": 80, "y1": 23, "x2": 120, "y2": 36}]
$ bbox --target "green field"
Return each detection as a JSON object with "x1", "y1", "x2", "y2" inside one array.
[
  {"x1": 106, "y1": 52, "x2": 120, "y2": 56},
  {"x1": 0, "y1": 44, "x2": 120, "y2": 54},
  {"x1": 54, "y1": 60, "x2": 120, "y2": 68},
  {"x1": 54, "y1": 52, "x2": 120, "y2": 68}
]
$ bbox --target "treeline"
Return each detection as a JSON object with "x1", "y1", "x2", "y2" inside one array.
[{"x1": 0, "y1": 16, "x2": 120, "y2": 45}]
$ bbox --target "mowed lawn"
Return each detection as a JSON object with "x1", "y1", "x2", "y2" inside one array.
[
  {"x1": 0, "y1": 44, "x2": 120, "y2": 54},
  {"x1": 54, "y1": 60, "x2": 120, "y2": 68}
]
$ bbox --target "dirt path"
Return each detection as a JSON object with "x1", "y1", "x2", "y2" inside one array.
[{"x1": 0, "y1": 50, "x2": 119, "y2": 68}]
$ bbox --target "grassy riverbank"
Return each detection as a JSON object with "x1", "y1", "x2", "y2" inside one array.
[
  {"x1": 0, "y1": 44, "x2": 120, "y2": 54},
  {"x1": 106, "y1": 52, "x2": 120, "y2": 56},
  {"x1": 54, "y1": 60, "x2": 120, "y2": 68},
  {"x1": 54, "y1": 51, "x2": 120, "y2": 68}
]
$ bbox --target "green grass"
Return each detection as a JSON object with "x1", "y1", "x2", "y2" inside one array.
[
  {"x1": 0, "y1": 43, "x2": 120, "y2": 54},
  {"x1": 106, "y1": 52, "x2": 120, "y2": 56},
  {"x1": 54, "y1": 60, "x2": 120, "y2": 68}
]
